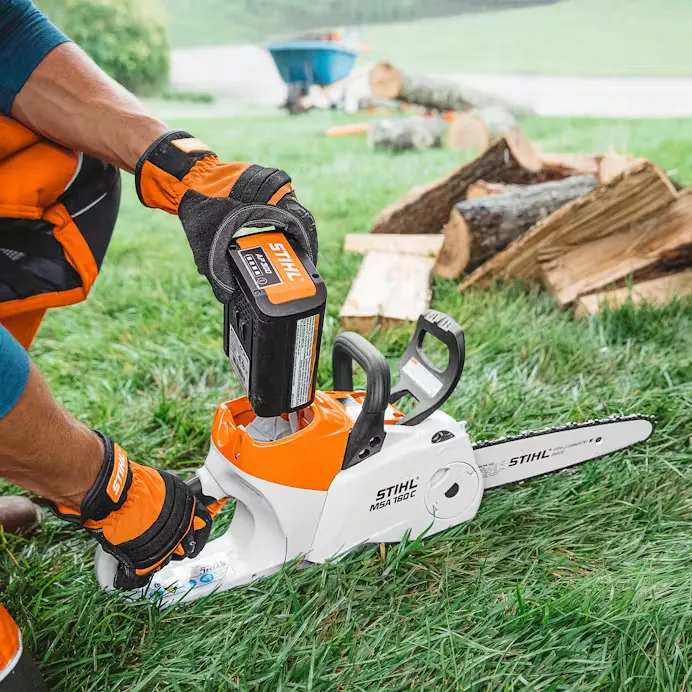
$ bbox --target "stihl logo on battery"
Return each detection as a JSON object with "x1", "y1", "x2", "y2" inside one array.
[
  {"x1": 269, "y1": 243, "x2": 303, "y2": 282},
  {"x1": 370, "y1": 478, "x2": 418, "y2": 512},
  {"x1": 508, "y1": 450, "x2": 550, "y2": 466}
]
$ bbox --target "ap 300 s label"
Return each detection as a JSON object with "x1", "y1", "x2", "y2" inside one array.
[{"x1": 370, "y1": 478, "x2": 418, "y2": 512}]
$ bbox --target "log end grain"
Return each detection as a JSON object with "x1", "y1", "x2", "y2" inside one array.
[
  {"x1": 369, "y1": 62, "x2": 403, "y2": 101},
  {"x1": 436, "y1": 209, "x2": 472, "y2": 279}
]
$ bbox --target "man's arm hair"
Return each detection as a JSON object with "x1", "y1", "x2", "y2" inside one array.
[{"x1": 4, "y1": 1, "x2": 167, "y2": 172}]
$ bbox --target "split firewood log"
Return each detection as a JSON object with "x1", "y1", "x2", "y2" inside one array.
[
  {"x1": 457, "y1": 161, "x2": 678, "y2": 292},
  {"x1": 541, "y1": 190, "x2": 692, "y2": 305},
  {"x1": 574, "y1": 270, "x2": 692, "y2": 317},
  {"x1": 369, "y1": 131, "x2": 543, "y2": 238}
]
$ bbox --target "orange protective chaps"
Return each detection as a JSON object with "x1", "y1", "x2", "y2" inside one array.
[{"x1": 0, "y1": 116, "x2": 120, "y2": 348}]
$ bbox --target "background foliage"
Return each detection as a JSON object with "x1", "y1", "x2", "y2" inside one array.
[{"x1": 37, "y1": 0, "x2": 170, "y2": 94}]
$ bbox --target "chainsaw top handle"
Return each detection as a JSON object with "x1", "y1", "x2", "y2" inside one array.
[
  {"x1": 390, "y1": 310, "x2": 465, "y2": 426},
  {"x1": 332, "y1": 332, "x2": 390, "y2": 470}
]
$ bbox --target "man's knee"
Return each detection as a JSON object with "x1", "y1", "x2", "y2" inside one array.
[{"x1": 0, "y1": 118, "x2": 121, "y2": 347}]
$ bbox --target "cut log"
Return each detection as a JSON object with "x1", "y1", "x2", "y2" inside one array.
[
  {"x1": 367, "y1": 116, "x2": 446, "y2": 152},
  {"x1": 344, "y1": 233, "x2": 444, "y2": 258},
  {"x1": 369, "y1": 62, "x2": 513, "y2": 113},
  {"x1": 339, "y1": 251, "x2": 434, "y2": 334},
  {"x1": 438, "y1": 175, "x2": 598, "y2": 279},
  {"x1": 575, "y1": 270, "x2": 692, "y2": 317},
  {"x1": 466, "y1": 180, "x2": 520, "y2": 200},
  {"x1": 542, "y1": 191, "x2": 692, "y2": 305},
  {"x1": 370, "y1": 132, "x2": 543, "y2": 239},
  {"x1": 447, "y1": 106, "x2": 518, "y2": 152},
  {"x1": 598, "y1": 151, "x2": 644, "y2": 184},
  {"x1": 458, "y1": 161, "x2": 678, "y2": 292},
  {"x1": 538, "y1": 152, "x2": 601, "y2": 179}
]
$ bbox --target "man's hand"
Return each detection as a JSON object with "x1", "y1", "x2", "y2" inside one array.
[
  {"x1": 54, "y1": 435, "x2": 212, "y2": 590},
  {"x1": 136, "y1": 130, "x2": 318, "y2": 302}
]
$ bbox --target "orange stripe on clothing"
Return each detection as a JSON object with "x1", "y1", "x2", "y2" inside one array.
[{"x1": 0, "y1": 604, "x2": 22, "y2": 681}]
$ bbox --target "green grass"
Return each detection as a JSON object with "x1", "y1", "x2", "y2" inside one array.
[
  {"x1": 364, "y1": 0, "x2": 692, "y2": 76},
  {"x1": 1, "y1": 113, "x2": 691, "y2": 690}
]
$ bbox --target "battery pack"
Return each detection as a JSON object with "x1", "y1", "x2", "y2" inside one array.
[{"x1": 224, "y1": 231, "x2": 327, "y2": 417}]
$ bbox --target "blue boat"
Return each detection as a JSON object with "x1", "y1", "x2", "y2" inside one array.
[{"x1": 268, "y1": 40, "x2": 359, "y2": 89}]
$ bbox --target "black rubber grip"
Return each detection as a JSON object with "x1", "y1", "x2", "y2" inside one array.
[{"x1": 332, "y1": 332, "x2": 390, "y2": 414}]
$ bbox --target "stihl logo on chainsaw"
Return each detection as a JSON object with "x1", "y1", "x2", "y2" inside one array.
[
  {"x1": 107, "y1": 445, "x2": 129, "y2": 502},
  {"x1": 370, "y1": 478, "x2": 418, "y2": 512},
  {"x1": 269, "y1": 242, "x2": 304, "y2": 282},
  {"x1": 508, "y1": 449, "x2": 550, "y2": 466}
]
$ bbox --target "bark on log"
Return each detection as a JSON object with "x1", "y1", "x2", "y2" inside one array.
[
  {"x1": 447, "y1": 106, "x2": 518, "y2": 152},
  {"x1": 575, "y1": 270, "x2": 692, "y2": 317},
  {"x1": 370, "y1": 132, "x2": 543, "y2": 239},
  {"x1": 541, "y1": 190, "x2": 692, "y2": 305},
  {"x1": 438, "y1": 175, "x2": 598, "y2": 279},
  {"x1": 457, "y1": 161, "x2": 678, "y2": 292},
  {"x1": 368, "y1": 116, "x2": 446, "y2": 152},
  {"x1": 369, "y1": 62, "x2": 513, "y2": 113}
]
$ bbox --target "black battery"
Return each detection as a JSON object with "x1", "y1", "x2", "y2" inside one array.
[{"x1": 223, "y1": 231, "x2": 327, "y2": 417}]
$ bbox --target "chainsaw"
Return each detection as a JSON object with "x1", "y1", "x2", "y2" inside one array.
[{"x1": 94, "y1": 231, "x2": 654, "y2": 605}]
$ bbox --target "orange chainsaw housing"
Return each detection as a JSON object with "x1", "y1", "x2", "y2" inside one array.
[{"x1": 211, "y1": 392, "x2": 405, "y2": 492}]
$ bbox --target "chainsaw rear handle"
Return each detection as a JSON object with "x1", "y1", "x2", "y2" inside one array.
[
  {"x1": 332, "y1": 332, "x2": 390, "y2": 469},
  {"x1": 390, "y1": 309, "x2": 465, "y2": 426}
]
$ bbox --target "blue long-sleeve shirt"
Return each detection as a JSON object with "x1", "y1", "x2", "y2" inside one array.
[{"x1": 0, "y1": 0, "x2": 69, "y2": 114}]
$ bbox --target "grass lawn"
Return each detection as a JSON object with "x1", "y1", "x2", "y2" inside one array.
[
  {"x1": 364, "y1": 0, "x2": 692, "y2": 77},
  {"x1": 1, "y1": 113, "x2": 691, "y2": 690}
]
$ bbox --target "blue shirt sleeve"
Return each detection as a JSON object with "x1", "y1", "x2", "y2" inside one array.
[
  {"x1": 0, "y1": 323, "x2": 30, "y2": 418},
  {"x1": 0, "y1": 0, "x2": 70, "y2": 114}
]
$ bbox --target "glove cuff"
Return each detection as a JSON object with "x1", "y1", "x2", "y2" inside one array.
[
  {"x1": 80, "y1": 433, "x2": 133, "y2": 522},
  {"x1": 135, "y1": 129, "x2": 216, "y2": 212}
]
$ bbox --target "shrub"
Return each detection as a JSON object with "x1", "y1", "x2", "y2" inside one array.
[{"x1": 37, "y1": 0, "x2": 169, "y2": 95}]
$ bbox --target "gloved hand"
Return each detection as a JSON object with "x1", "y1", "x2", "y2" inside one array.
[
  {"x1": 135, "y1": 130, "x2": 318, "y2": 303},
  {"x1": 54, "y1": 434, "x2": 212, "y2": 590}
]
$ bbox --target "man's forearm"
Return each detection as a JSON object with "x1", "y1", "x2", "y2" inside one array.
[
  {"x1": 0, "y1": 363, "x2": 102, "y2": 510},
  {"x1": 12, "y1": 42, "x2": 167, "y2": 173}
]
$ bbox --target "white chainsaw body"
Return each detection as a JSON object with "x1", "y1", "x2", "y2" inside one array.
[
  {"x1": 93, "y1": 309, "x2": 653, "y2": 605},
  {"x1": 95, "y1": 410, "x2": 484, "y2": 605}
]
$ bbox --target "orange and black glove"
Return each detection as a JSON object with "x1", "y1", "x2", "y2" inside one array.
[
  {"x1": 53, "y1": 434, "x2": 212, "y2": 590},
  {"x1": 135, "y1": 130, "x2": 318, "y2": 303}
]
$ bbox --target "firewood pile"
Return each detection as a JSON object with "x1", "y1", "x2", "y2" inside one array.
[{"x1": 339, "y1": 131, "x2": 692, "y2": 332}]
